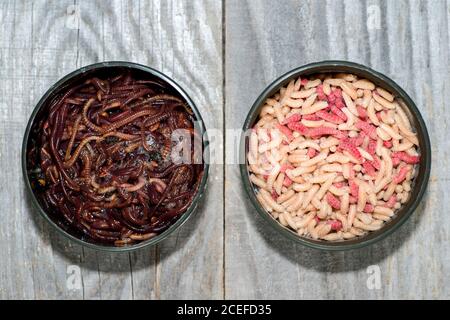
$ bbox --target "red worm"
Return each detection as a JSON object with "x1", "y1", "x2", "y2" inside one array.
[
  {"x1": 27, "y1": 71, "x2": 203, "y2": 246},
  {"x1": 392, "y1": 152, "x2": 420, "y2": 164},
  {"x1": 281, "y1": 113, "x2": 301, "y2": 125},
  {"x1": 316, "y1": 110, "x2": 344, "y2": 124},
  {"x1": 355, "y1": 120, "x2": 377, "y2": 139},
  {"x1": 326, "y1": 192, "x2": 341, "y2": 209},
  {"x1": 340, "y1": 138, "x2": 362, "y2": 161},
  {"x1": 393, "y1": 166, "x2": 410, "y2": 184}
]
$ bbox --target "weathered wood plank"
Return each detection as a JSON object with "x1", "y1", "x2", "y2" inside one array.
[
  {"x1": 146, "y1": 0, "x2": 224, "y2": 299},
  {"x1": 1, "y1": 0, "x2": 448, "y2": 300},
  {"x1": 0, "y1": 0, "x2": 86, "y2": 300},
  {"x1": 0, "y1": 0, "x2": 223, "y2": 300},
  {"x1": 225, "y1": 0, "x2": 449, "y2": 299}
]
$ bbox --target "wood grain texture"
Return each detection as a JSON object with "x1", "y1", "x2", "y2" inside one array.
[
  {"x1": 225, "y1": 0, "x2": 449, "y2": 299},
  {"x1": 0, "y1": 0, "x2": 223, "y2": 299},
  {"x1": 1, "y1": 0, "x2": 449, "y2": 300}
]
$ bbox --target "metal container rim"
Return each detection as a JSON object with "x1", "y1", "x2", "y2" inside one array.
[
  {"x1": 240, "y1": 60, "x2": 431, "y2": 251},
  {"x1": 22, "y1": 61, "x2": 210, "y2": 252}
]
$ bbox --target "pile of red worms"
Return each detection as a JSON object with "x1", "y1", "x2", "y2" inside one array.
[{"x1": 26, "y1": 70, "x2": 204, "y2": 246}]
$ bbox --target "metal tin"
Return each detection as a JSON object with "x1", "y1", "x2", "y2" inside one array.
[
  {"x1": 22, "y1": 61, "x2": 209, "y2": 252},
  {"x1": 240, "y1": 60, "x2": 431, "y2": 251}
]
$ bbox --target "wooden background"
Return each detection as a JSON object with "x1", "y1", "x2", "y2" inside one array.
[{"x1": 0, "y1": 0, "x2": 448, "y2": 299}]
